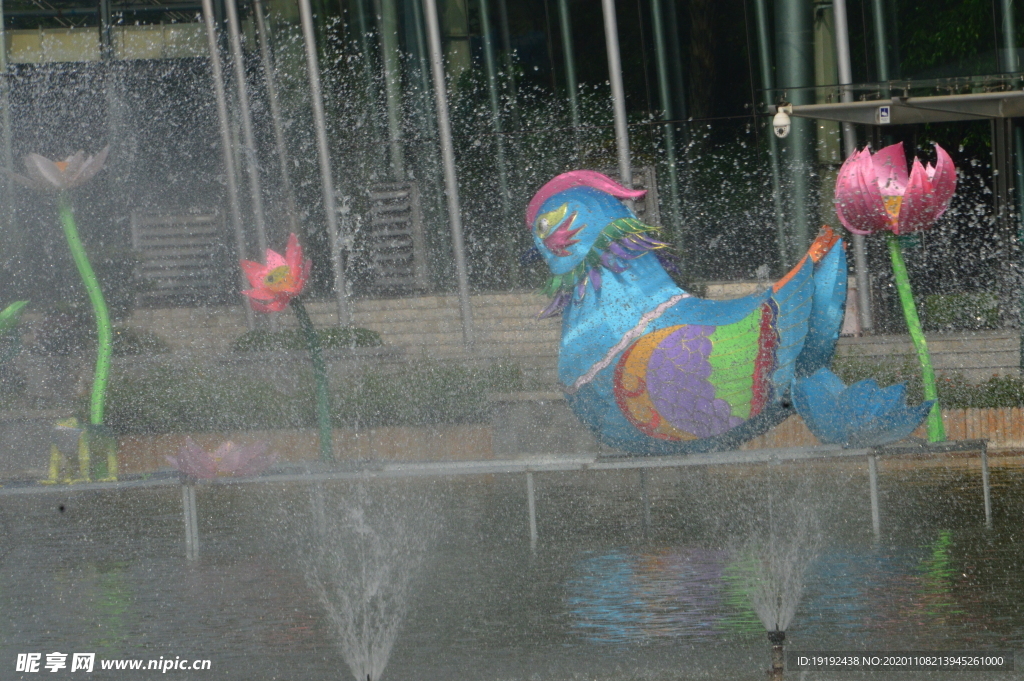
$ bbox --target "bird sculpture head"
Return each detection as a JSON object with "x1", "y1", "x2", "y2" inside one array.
[
  {"x1": 527, "y1": 170, "x2": 645, "y2": 271},
  {"x1": 527, "y1": 170, "x2": 670, "y2": 317}
]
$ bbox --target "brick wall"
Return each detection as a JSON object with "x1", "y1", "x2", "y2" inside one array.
[
  {"x1": 124, "y1": 292, "x2": 562, "y2": 384},
  {"x1": 835, "y1": 330, "x2": 1020, "y2": 382},
  {"x1": 119, "y1": 292, "x2": 1021, "y2": 387}
]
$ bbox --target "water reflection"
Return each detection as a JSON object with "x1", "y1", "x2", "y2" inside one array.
[
  {"x1": 566, "y1": 547, "x2": 733, "y2": 643},
  {"x1": 0, "y1": 465, "x2": 1021, "y2": 679}
]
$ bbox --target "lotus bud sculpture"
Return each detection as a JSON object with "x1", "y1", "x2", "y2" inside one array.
[
  {"x1": 8, "y1": 146, "x2": 116, "y2": 479},
  {"x1": 835, "y1": 143, "x2": 956, "y2": 236},
  {"x1": 167, "y1": 438, "x2": 276, "y2": 480},
  {"x1": 834, "y1": 143, "x2": 956, "y2": 442},
  {"x1": 241, "y1": 234, "x2": 333, "y2": 462}
]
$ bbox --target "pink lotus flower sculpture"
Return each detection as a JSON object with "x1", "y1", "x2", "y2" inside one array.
[
  {"x1": 9, "y1": 147, "x2": 110, "y2": 192},
  {"x1": 240, "y1": 233, "x2": 311, "y2": 313},
  {"x1": 833, "y1": 143, "x2": 958, "y2": 444},
  {"x1": 834, "y1": 142, "x2": 956, "y2": 236},
  {"x1": 166, "y1": 438, "x2": 275, "y2": 479},
  {"x1": 238, "y1": 233, "x2": 333, "y2": 463}
]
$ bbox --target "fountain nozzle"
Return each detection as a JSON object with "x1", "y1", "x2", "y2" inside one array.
[{"x1": 767, "y1": 629, "x2": 785, "y2": 680}]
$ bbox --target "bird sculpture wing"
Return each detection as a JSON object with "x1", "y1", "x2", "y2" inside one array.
[{"x1": 610, "y1": 229, "x2": 844, "y2": 442}]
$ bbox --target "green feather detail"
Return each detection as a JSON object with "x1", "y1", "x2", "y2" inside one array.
[
  {"x1": 706, "y1": 308, "x2": 763, "y2": 420},
  {"x1": 541, "y1": 218, "x2": 665, "y2": 298}
]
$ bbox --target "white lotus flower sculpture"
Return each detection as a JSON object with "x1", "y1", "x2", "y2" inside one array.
[{"x1": 9, "y1": 146, "x2": 110, "y2": 192}]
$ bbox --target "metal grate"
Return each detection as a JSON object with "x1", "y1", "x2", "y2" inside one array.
[
  {"x1": 130, "y1": 212, "x2": 227, "y2": 306},
  {"x1": 602, "y1": 165, "x2": 661, "y2": 227},
  {"x1": 363, "y1": 182, "x2": 429, "y2": 291}
]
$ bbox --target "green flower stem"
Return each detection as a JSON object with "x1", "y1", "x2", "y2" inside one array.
[
  {"x1": 291, "y1": 298, "x2": 334, "y2": 462},
  {"x1": 887, "y1": 234, "x2": 945, "y2": 442},
  {"x1": 58, "y1": 193, "x2": 111, "y2": 426}
]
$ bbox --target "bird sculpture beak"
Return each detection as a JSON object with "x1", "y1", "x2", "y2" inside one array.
[{"x1": 542, "y1": 211, "x2": 582, "y2": 257}]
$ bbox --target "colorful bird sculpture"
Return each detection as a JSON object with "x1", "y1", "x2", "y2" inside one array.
[{"x1": 529, "y1": 170, "x2": 849, "y2": 454}]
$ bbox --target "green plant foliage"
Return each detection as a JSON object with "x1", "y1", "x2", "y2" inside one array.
[
  {"x1": 922, "y1": 292, "x2": 999, "y2": 331},
  {"x1": 0, "y1": 301, "x2": 28, "y2": 335},
  {"x1": 103, "y1": 366, "x2": 316, "y2": 435},
  {"x1": 32, "y1": 307, "x2": 93, "y2": 356},
  {"x1": 32, "y1": 309, "x2": 169, "y2": 357},
  {"x1": 231, "y1": 327, "x2": 383, "y2": 352},
  {"x1": 333, "y1": 361, "x2": 525, "y2": 428},
  {"x1": 101, "y1": 360, "x2": 525, "y2": 435},
  {"x1": 111, "y1": 327, "x2": 171, "y2": 356},
  {"x1": 898, "y1": 0, "x2": 995, "y2": 76},
  {"x1": 832, "y1": 356, "x2": 1024, "y2": 409}
]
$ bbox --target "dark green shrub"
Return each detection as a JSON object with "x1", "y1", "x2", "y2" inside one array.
[
  {"x1": 923, "y1": 292, "x2": 999, "y2": 331},
  {"x1": 832, "y1": 356, "x2": 1024, "y2": 409},
  {"x1": 102, "y1": 359, "x2": 524, "y2": 434},
  {"x1": 231, "y1": 327, "x2": 383, "y2": 352},
  {"x1": 33, "y1": 307, "x2": 93, "y2": 356},
  {"x1": 112, "y1": 327, "x2": 170, "y2": 356},
  {"x1": 103, "y1": 366, "x2": 315, "y2": 434},
  {"x1": 333, "y1": 360, "x2": 525, "y2": 428},
  {"x1": 33, "y1": 309, "x2": 169, "y2": 357}
]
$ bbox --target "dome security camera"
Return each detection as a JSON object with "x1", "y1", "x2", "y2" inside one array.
[{"x1": 773, "y1": 106, "x2": 792, "y2": 138}]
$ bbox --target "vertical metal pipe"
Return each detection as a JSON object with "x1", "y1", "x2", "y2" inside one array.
[
  {"x1": 423, "y1": 0, "x2": 474, "y2": 344},
  {"x1": 201, "y1": 0, "x2": 255, "y2": 330},
  {"x1": 98, "y1": 0, "x2": 113, "y2": 60},
  {"x1": 869, "y1": 0, "x2": 890, "y2": 83},
  {"x1": 182, "y1": 483, "x2": 200, "y2": 561},
  {"x1": 1016, "y1": 125, "x2": 1024, "y2": 373},
  {"x1": 775, "y1": 0, "x2": 815, "y2": 251},
  {"x1": 649, "y1": 0, "x2": 682, "y2": 237},
  {"x1": 868, "y1": 453, "x2": 880, "y2": 538},
  {"x1": 377, "y1": 0, "x2": 406, "y2": 179},
  {"x1": 354, "y1": 0, "x2": 378, "y2": 96},
  {"x1": 0, "y1": 0, "x2": 13, "y2": 249},
  {"x1": 639, "y1": 469, "x2": 651, "y2": 535},
  {"x1": 995, "y1": 0, "x2": 1024, "y2": 370},
  {"x1": 526, "y1": 471, "x2": 537, "y2": 550},
  {"x1": 298, "y1": 0, "x2": 351, "y2": 326},
  {"x1": 182, "y1": 484, "x2": 193, "y2": 559},
  {"x1": 601, "y1": 0, "x2": 631, "y2": 189},
  {"x1": 752, "y1": 0, "x2": 788, "y2": 266},
  {"x1": 253, "y1": 0, "x2": 300, "y2": 235},
  {"x1": 556, "y1": 0, "x2": 580, "y2": 131},
  {"x1": 833, "y1": 0, "x2": 874, "y2": 333},
  {"x1": 999, "y1": 0, "x2": 1019, "y2": 73},
  {"x1": 225, "y1": 0, "x2": 269, "y2": 254},
  {"x1": 663, "y1": 0, "x2": 687, "y2": 133},
  {"x1": 496, "y1": 0, "x2": 518, "y2": 110},
  {"x1": 981, "y1": 443, "x2": 992, "y2": 528},
  {"x1": 409, "y1": 0, "x2": 436, "y2": 131},
  {"x1": 480, "y1": 0, "x2": 516, "y2": 285}
]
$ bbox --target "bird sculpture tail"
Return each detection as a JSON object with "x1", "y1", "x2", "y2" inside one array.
[
  {"x1": 794, "y1": 367, "x2": 933, "y2": 448},
  {"x1": 793, "y1": 227, "x2": 847, "y2": 378},
  {"x1": 786, "y1": 228, "x2": 932, "y2": 448}
]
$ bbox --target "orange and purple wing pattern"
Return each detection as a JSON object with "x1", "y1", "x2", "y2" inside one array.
[{"x1": 613, "y1": 300, "x2": 779, "y2": 441}]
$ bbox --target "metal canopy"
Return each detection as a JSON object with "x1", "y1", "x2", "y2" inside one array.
[{"x1": 770, "y1": 90, "x2": 1024, "y2": 125}]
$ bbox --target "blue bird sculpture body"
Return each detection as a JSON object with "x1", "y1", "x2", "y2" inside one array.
[{"x1": 528, "y1": 170, "x2": 911, "y2": 455}]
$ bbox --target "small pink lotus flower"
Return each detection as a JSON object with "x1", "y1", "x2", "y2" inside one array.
[
  {"x1": 9, "y1": 146, "x2": 110, "y2": 192},
  {"x1": 834, "y1": 142, "x2": 956, "y2": 236},
  {"x1": 166, "y1": 438, "x2": 276, "y2": 479},
  {"x1": 240, "y1": 233, "x2": 311, "y2": 312}
]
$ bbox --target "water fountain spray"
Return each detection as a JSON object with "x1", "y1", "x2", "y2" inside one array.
[
  {"x1": 301, "y1": 484, "x2": 439, "y2": 681},
  {"x1": 737, "y1": 495, "x2": 820, "y2": 681}
]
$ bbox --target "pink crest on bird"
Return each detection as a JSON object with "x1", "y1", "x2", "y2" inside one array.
[{"x1": 525, "y1": 170, "x2": 647, "y2": 228}]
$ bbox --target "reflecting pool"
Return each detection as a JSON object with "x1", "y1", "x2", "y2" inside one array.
[{"x1": 1, "y1": 456, "x2": 1021, "y2": 680}]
